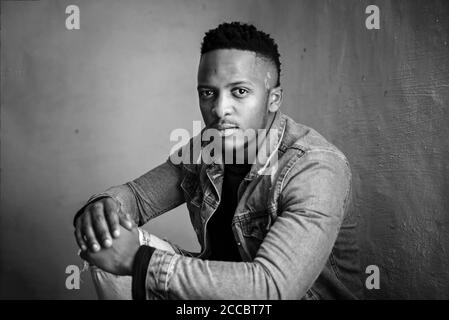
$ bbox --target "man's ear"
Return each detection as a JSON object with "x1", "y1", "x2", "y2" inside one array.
[{"x1": 268, "y1": 86, "x2": 283, "y2": 112}]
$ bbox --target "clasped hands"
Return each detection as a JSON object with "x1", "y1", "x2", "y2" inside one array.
[{"x1": 74, "y1": 197, "x2": 140, "y2": 276}]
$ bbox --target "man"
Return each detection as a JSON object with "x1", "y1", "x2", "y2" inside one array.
[{"x1": 74, "y1": 22, "x2": 363, "y2": 299}]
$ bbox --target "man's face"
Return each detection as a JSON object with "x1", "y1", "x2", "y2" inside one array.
[{"x1": 197, "y1": 49, "x2": 281, "y2": 159}]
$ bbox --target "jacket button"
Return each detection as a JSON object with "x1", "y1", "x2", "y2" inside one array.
[{"x1": 237, "y1": 242, "x2": 241, "y2": 246}]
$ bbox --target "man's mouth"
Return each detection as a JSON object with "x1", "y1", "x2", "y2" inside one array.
[
  {"x1": 215, "y1": 123, "x2": 239, "y2": 137},
  {"x1": 218, "y1": 127, "x2": 239, "y2": 137}
]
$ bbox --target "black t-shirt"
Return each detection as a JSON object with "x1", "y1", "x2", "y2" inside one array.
[{"x1": 206, "y1": 164, "x2": 252, "y2": 262}]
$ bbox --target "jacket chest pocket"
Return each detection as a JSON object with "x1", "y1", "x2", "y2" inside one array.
[
  {"x1": 237, "y1": 210, "x2": 270, "y2": 258},
  {"x1": 242, "y1": 212, "x2": 269, "y2": 240},
  {"x1": 181, "y1": 172, "x2": 203, "y2": 206},
  {"x1": 181, "y1": 172, "x2": 204, "y2": 243}
]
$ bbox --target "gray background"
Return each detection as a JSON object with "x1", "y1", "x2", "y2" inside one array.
[{"x1": 1, "y1": 0, "x2": 448, "y2": 299}]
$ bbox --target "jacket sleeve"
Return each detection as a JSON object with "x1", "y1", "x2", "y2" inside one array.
[
  {"x1": 141, "y1": 149, "x2": 352, "y2": 299},
  {"x1": 74, "y1": 132, "x2": 206, "y2": 227},
  {"x1": 74, "y1": 159, "x2": 186, "y2": 227}
]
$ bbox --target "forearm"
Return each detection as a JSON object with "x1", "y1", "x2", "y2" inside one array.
[
  {"x1": 74, "y1": 160, "x2": 186, "y2": 227},
  {"x1": 144, "y1": 250, "x2": 282, "y2": 299},
  {"x1": 161, "y1": 238, "x2": 201, "y2": 258},
  {"x1": 124, "y1": 160, "x2": 186, "y2": 225},
  {"x1": 140, "y1": 210, "x2": 342, "y2": 300}
]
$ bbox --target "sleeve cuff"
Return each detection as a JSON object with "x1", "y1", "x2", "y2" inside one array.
[{"x1": 132, "y1": 245, "x2": 156, "y2": 300}]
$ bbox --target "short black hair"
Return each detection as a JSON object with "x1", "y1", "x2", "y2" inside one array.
[{"x1": 200, "y1": 22, "x2": 281, "y2": 87}]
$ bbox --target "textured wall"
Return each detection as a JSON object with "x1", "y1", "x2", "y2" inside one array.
[
  {"x1": 1, "y1": 0, "x2": 448, "y2": 299},
  {"x1": 270, "y1": 0, "x2": 449, "y2": 299}
]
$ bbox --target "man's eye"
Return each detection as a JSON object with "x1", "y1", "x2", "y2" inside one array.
[
  {"x1": 199, "y1": 90, "x2": 214, "y2": 98},
  {"x1": 232, "y1": 88, "x2": 249, "y2": 98}
]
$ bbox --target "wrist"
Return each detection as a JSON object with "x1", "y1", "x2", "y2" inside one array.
[{"x1": 124, "y1": 229, "x2": 142, "y2": 275}]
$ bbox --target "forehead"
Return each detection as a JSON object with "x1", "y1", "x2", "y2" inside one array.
[{"x1": 197, "y1": 49, "x2": 273, "y2": 85}]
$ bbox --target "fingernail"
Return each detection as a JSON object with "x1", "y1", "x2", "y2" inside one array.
[
  {"x1": 104, "y1": 239, "x2": 112, "y2": 247},
  {"x1": 113, "y1": 230, "x2": 120, "y2": 237},
  {"x1": 92, "y1": 244, "x2": 100, "y2": 251}
]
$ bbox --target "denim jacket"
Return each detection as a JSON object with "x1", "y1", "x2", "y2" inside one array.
[{"x1": 81, "y1": 111, "x2": 363, "y2": 299}]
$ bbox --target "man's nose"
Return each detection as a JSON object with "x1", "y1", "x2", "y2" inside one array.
[{"x1": 212, "y1": 93, "x2": 232, "y2": 118}]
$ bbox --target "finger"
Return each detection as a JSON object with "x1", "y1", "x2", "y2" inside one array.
[
  {"x1": 103, "y1": 198, "x2": 120, "y2": 238},
  {"x1": 119, "y1": 213, "x2": 134, "y2": 231},
  {"x1": 82, "y1": 212, "x2": 101, "y2": 252},
  {"x1": 90, "y1": 202, "x2": 113, "y2": 248},
  {"x1": 74, "y1": 218, "x2": 87, "y2": 251}
]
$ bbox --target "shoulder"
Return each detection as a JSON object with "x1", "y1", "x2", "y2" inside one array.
[
  {"x1": 271, "y1": 114, "x2": 352, "y2": 219},
  {"x1": 279, "y1": 113, "x2": 349, "y2": 165},
  {"x1": 275, "y1": 113, "x2": 352, "y2": 194}
]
